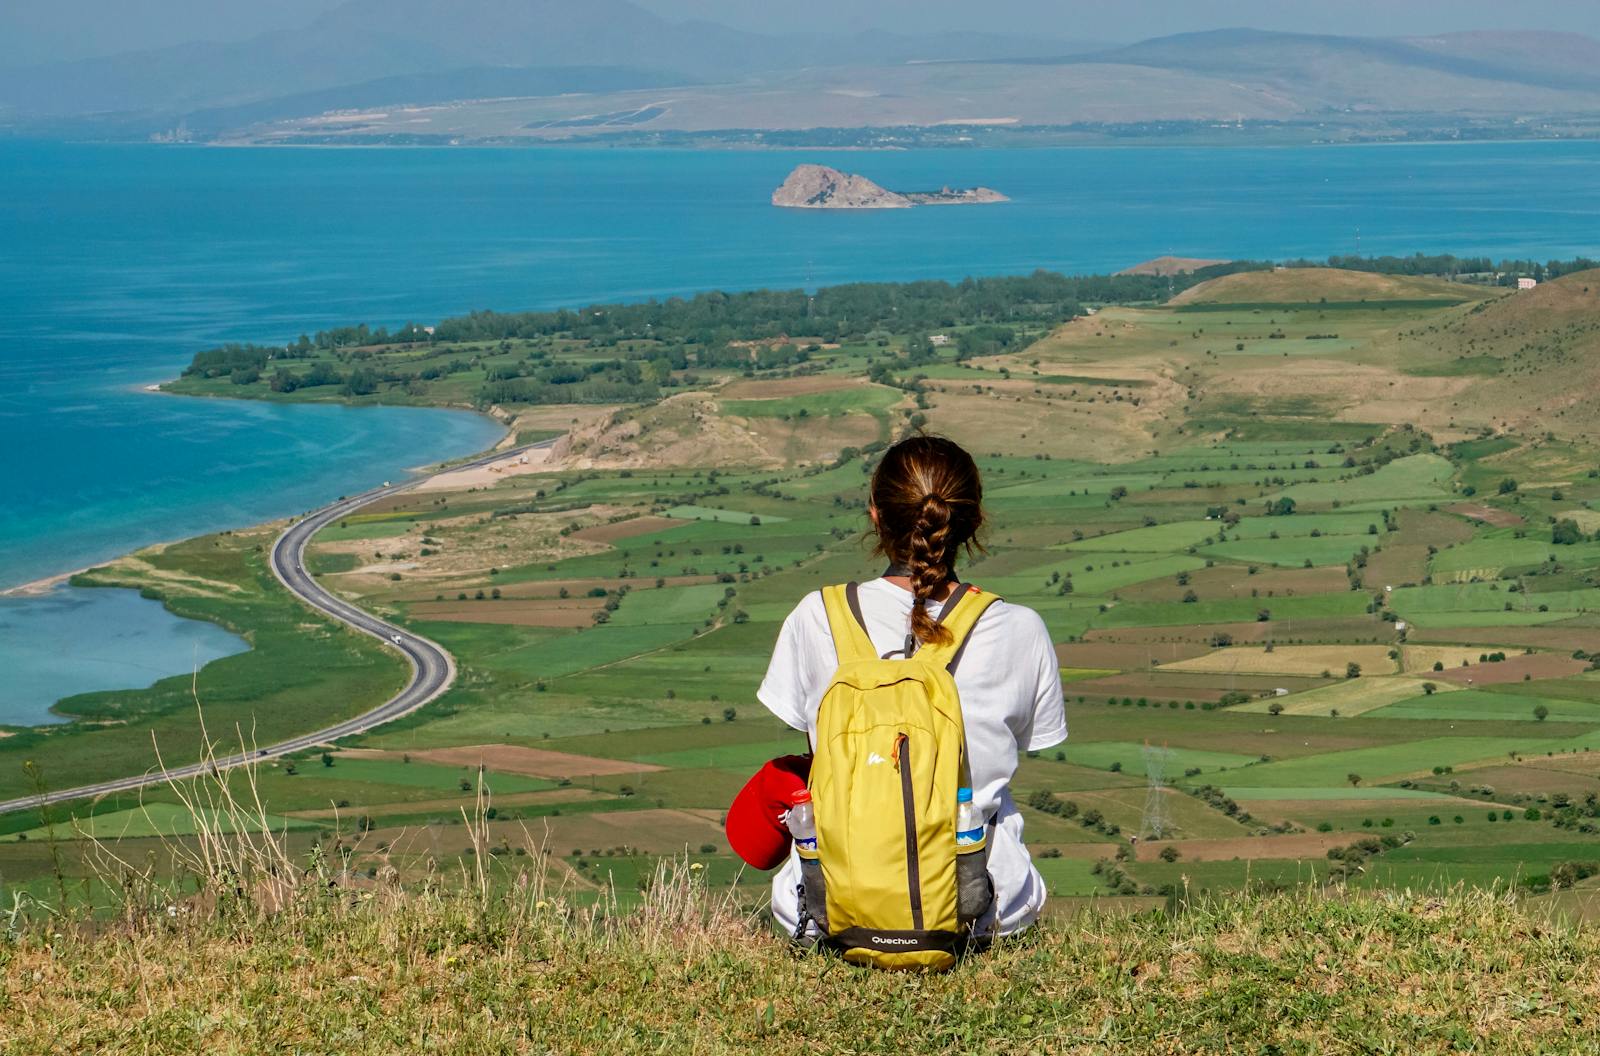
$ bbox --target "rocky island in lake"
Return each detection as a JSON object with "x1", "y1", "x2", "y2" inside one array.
[{"x1": 771, "y1": 164, "x2": 1008, "y2": 209}]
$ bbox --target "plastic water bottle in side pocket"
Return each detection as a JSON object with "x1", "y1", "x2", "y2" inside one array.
[
  {"x1": 954, "y1": 787, "x2": 993, "y2": 926},
  {"x1": 786, "y1": 788, "x2": 828, "y2": 932}
]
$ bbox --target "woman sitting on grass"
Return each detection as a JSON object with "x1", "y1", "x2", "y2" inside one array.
[{"x1": 739, "y1": 434, "x2": 1066, "y2": 943}]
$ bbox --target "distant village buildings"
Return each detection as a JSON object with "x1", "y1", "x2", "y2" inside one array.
[
  {"x1": 928, "y1": 334, "x2": 953, "y2": 347},
  {"x1": 1517, "y1": 277, "x2": 1538, "y2": 290}
]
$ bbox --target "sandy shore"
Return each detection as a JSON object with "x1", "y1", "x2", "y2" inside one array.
[
  {"x1": 0, "y1": 568, "x2": 86, "y2": 598},
  {"x1": 414, "y1": 443, "x2": 555, "y2": 492}
]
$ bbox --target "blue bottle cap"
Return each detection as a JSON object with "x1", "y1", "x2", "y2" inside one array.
[{"x1": 956, "y1": 787, "x2": 973, "y2": 803}]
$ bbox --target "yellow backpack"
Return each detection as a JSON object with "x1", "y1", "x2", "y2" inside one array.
[{"x1": 797, "y1": 581, "x2": 1000, "y2": 970}]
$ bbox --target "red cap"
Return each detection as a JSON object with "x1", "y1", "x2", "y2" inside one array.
[
  {"x1": 789, "y1": 788, "x2": 811, "y2": 806},
  {"x1": 725, "y1": 754, "x2": 811, "y2": 870}
]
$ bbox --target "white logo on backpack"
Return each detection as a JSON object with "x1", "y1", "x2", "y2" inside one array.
[{"x1": 866, "y1": 752, "x2": 887, "y2": 766}]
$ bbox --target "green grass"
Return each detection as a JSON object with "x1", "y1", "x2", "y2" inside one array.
[
  {"x1": 8, "y1": 802, "x2": 317, "y2": 841},
  {"x1": 1031, "y1": 856, "x2": 1105, "y2": 895},
  {"x1": 720, "y1": 386, "x2": 899, "y2": 419},
  {"x1": 1175, "y1": 298, "x2": 1473, "y2": 312},
  {"x1": 606, "y1": 583, "x2": 729, "y2": 627},
  {"x1": 985, "y1": 553, "x2": 1206, "y2": 597},
  {"x1": 1065, "y1": 521, "x2": 1219, "y2": 553},
  {"x1": 10, "y1": 861, "x2": 1600, "y2": 1054},
  {"x1": 1200, "y1": 534, "x2": 1371, "y2": 567},
  {"x1": 1261, "y1": 454, "x2": 1455, "y2": 506},
  {"x1": 1392, "y1": 582, "x2": 1600, "y2": 617},
  {"x1": 427, "y1": 621, "x2": 697, "y2": 682},
  {"x1": 1219, "y1": 786, "x2": 1461, "y2": 801},
  {"x1": 1090, "y1": 591, "x2": 1370, "y2": 629},
  {"x1": 1064, "y1": 741, "x2": 1261, "y2": 776},
  {"x1": 319, "y1": 758, "x2": 557, "y2": 795},
  {"x1": 631, "y1": 739, "x2": 806, "y2": 771},
  {"x1": 660, "y1": 504, "x2": 790, "y2": 525},
  {"x1": 313, "y1": 516, "x2": 419, "y2": 542},
  {"x1": 1371, "y1": 690, "x2": 1600, "y2": 724},
  {"x1": 1404, "y1": 355, "x2": 1505, "y2": 378},
  {"x1": 1225, "y1": 736, "x2": 1572, "y2": 788}
]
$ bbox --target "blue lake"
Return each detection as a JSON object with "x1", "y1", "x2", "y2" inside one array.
[
  {"x1": 2, "y1": 138, "x2": 1598, "y2": 718},
  {"x1": 0, "y1": 588, "x2": 250, "y2": 724}
]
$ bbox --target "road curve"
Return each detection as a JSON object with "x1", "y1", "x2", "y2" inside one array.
[{"x1": 0, "y1": 438, "x2": 559, "y2": 817}]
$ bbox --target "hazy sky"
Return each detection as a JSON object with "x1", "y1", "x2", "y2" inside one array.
[
  {"x1": 7, "y1": 0, "x2": 1600, "y2": 68},
  {"x1": 637, "y1": 0, "x2": 1600, "y2": 40},
  {"x1": 2, "y1": 0, "x2": 342, "y2": 65}
]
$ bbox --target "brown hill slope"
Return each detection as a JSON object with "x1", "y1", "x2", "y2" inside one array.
[
  {"x1": 1169, "y1": 267, "x2": 1488, "y2": 306},
  {"x1": 1117, "y1": 256, "x2": 1230, "y2": 277},
  {"x1": 1380, "y1": 268, "x2": 1600, "y2": 440}
]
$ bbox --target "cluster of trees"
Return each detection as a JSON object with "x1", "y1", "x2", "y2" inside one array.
[
  {"x1": 1306, "y1": 253, "x2": 1497, "y2": 277},
  {"x1": 266, "y1": 362, "x2": 345, "y2": 393},
  {"x1": 1323, "y1": 832, "x2": 1413, "y2": 881},
  {"x1": 1188, "y1": 785, "x2": 1254, "y2": 826},
  {"x1": 1549, "y1": 860, "x2": 1600, "y2": 891},
  {"x1": 1553, "y1": 518, "x2": 1597, "y2": 546},
  {"x1": 477, "y1": 358, "x2": 661, "y2": 406},
  {"x1": 955, "y1": 324, "x2": 1020, "y2": 360},
  {"x1": 1297, "y1": 253, "x2": 1600, "y2": 283},
  {"x1": 292, "y1": 323, "x2": 427, "y2": 351},
  {"x1": 184, "y1": 328, "x2": 404, "y2": 381},
  {"x1": 418, "y1": 267, "x2": 1261, "y2": 352},
  {"x1": 1546, "y1": 790, "x2": 1600, "y2": 835},
  {"x1": 1024, "y1": 788, "x2": 1121, "y2": 836},
  {"x1": 182, "y1": 343, "x2": 277, "y2": 379}
]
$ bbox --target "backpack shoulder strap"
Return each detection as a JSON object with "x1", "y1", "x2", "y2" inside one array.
[
  {"x1": 917, "y1": 585, "x2": 1000, "y2": 674},
  {"x1": 820, "y1": 582, "x2": 877, "y2": 665}
]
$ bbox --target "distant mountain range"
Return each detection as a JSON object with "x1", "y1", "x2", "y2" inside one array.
[
  {"x1": 3, "y1": 2, "x2": 1599, "y2": 145},
  {"x1": 0, "y1": 0, "x2": 1085, "y2": 126}
]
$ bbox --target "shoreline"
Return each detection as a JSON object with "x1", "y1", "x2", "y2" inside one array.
[
  {"x1": 188, "y1": 133, "x2": 1600, "y2": 152},
  {"x1": 0, "y1": 384, "x2": 512, "y2": 597},
  {"x1": 0, "y1": 569, "x2": 87, "y2": 598},
  {"x1": 0, "y1": 425, "x2": 552, "y2": 776}
]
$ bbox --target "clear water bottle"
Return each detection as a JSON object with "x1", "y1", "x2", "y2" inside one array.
[
  {"x1": 956, "y1": 787, "x2": 985, "y2": 846},
  {"x1": 954, "y1": 786, "x2": 992, "y2": 926},
  {"x1": 786, "y1": 788, "x2": 827, "y2": 933},
  {"x1": 786, "y1": 788, "x2": 818, "y2": 852}
]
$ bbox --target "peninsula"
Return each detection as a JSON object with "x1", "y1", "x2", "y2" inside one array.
[{"x1": 771, "y1": 163, "x2": 1007, "y2": 209}]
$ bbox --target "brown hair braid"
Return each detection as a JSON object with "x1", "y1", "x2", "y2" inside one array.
[{"x1": 868, "y1": 434, "x2": 986, "y2": 647}]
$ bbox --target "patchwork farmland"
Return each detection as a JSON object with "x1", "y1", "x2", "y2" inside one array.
[{"x1": 10, "y1": 265, "x2": 1600, "y2": 918}]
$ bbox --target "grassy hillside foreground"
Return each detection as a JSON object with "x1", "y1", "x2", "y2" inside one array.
[{"x1": 3, "y1": 866, "x2": 1599, "y2": 1054}]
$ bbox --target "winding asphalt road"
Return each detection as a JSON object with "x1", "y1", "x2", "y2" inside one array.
[{"x1": 0, "y1": 438, "x2": 558, "y2": 817}]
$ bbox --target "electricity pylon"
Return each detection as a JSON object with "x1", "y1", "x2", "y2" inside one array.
[{"x1": 1140, "y1": 740, "x2": 1174, "y2": 840}]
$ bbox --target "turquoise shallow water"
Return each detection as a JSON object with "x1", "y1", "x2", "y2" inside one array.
[{"x1": 1, "y1": 139, "x2": 1598, "y2": 721}]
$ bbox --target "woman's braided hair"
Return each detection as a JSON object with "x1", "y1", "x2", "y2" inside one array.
[{"x1": 869, "y1": 434, "x2": 986, "y2": 647}]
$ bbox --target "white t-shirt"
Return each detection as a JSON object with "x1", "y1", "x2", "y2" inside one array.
[{"x1": 757, "y1": 578, "x2": 1067, "y2": 937}]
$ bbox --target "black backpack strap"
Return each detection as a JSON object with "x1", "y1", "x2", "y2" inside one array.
[
  {"x1": 890, "y1": 582, "x2": 969, "y2": 660},
  {"x1": 934, "y1": 583, "x2": 967, "y2": 627},
  {"x1": 844, "y1": 581, "x2": 869, "y2": 635},
  {"x1": 942, "y1": 585, "x2": 995, "y2": 675}
]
